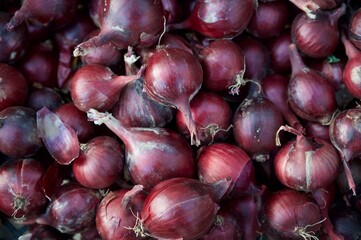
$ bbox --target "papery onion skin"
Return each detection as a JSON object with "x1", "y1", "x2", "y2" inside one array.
[
  {"x1": 72, "y1": 136, "x2": 124, "y2": 189},
  {"x1": 176, "y1": 91, "x2": 232, "y2": 145},
  {"x1": 233, "y1": 95, "x2": 283, "y2": 162},
  {"x1": 140, "y1": 178, "x2": 230, "y2": 240},
  {"x1": 96, "y1": 186, "x2": 147, "y2": 240},
  {"x1": 262, "y1": 189, "x2": 322, "y2": 240},
  {"x1": 197, "y1": 143, "x2": 256, "y2": 197},
  {"x1": 0, "y1": 63, "x2": 28, "y2": 111},
  {"x1": 0, "y1": 158, "x2": 47, "y2": 222},
  {"x1": 172, "y1": 0, "x2": 256, "y2": 38},
  {"x1": 0, "y1": 106, "x2": 42, "y2": 158}
]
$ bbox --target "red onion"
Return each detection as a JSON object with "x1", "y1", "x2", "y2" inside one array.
[
  {"x1": 72, "y1": 136, "x2": 124, "y2": 189},
  {"x1": 329, "y1": 108, "x2": 361, "y2": 194},
  {"x1": 197, "y1": 143, "x2": 257, "y2": 197},
  {"x1": 0, "y1": 63, "x2": 28, "y2": 111},
  {"x1": 37, "y1": 106, "x2": 80, "y2": 165},
  {"x1": 0, "y1": 12, "x2": 28, "y2": 63},
  {"x1": 19, "y1": 225, "x2": 68, "y2": 240},
  {"x1": 247, "y1": 0, "x2": 290, "y2": 39},
  {"x1": 87, "y1": 109, "x2": 196, "y2": 190},
  {"x1": 96, "y1": 185, "x2": 147, "y2": 240},
  {"x1": 54, "y1": 10, "x2": 97, "y2": 88},
  {"x1": 73, "y1": 0, "x2": 164, "y2": 57},
  {"x1": 161, "y1": 0, "x2": 183, "y2": 24},
  {"x1": 237, "y1": 36, "x2": 270, "y2": 81},
  {"x1": 341, "y1": 33, "x2": 361, "y2": 99},
  {"x1": 36, "y1": 183, "x2": 101, "y2": 234},
  {"x1": 199, "y1": 39, "x2": 245, "y2": 95},
  {"x1": 176, "y1": 91, "x2": 232, "y2": 145},
  {"x1": 305, "y1": 121, "x2": 330, "y2": 141},
  {"x1": 55, "y1": 103, "x2": 96, "y2": 142},
  {"x1": 291, "y1": 3, "x2": 346, "y2": 58},
  {"x1": 17, "y1": 41, "x2": 58, "y2": 88},
  {"x1": 289, "y1": 0, "x2": 343, "y2": 11},
  {"x1": 5, "y1": 0, "x2": 78, "y2": 31},
  {"x1": 144, "y1": 47, "x2": 203, "y2": 146},
  {"x1": 26, "y1": 19, "x2": 50, "y2": 43},
  {"x1": 233, "y1": 84, "x2": 283, "y2": 162},
  {"x1": 0, "y1": 106, "x2": 42, "y2": 158},
  {"x1": 88, "y1": 0, "x2": 103, "y2": 27},
  {"x1": 112, "y1": 78, "x2": 175, "y2": 128},
  {"x1": 70, "y1": 64, "x2": 143, "y2": 112},
  {"x1": 171, "y1": 0, "x2": 256, "y2": 38},
  {"x1": 136, "y1": 177, "x2": 231, "y2": 239},
  {"x1": 80, "y1": 30, "x2": 122, "y2": 67},
  {"x1": 0, "y1": 158, "x2": 47, "y2": 222},
  {"x1": 274, "y1": 125, "x2": 340, "y2": 192},
  {"x1": 262, "y1": 188, "x2": 323, "y2": 240},
  {"x1": 262, "y1": 74, "x2": 301, "y2": 130},
  {"x1": 267, "y1": 30, "x2": 292, "y2": 73},
  {"x1": 27, "y1": 87, "x2": 62, "y2": 112},
  {"x1": 288, "y1": 43, "x2": 337, "y2": 124},
  {"x1": 329, "y1": 205, "x2": 361, "y2": 239},
  {"x1": 349, "y1": 8, "x2": 361, "y2": 50}
]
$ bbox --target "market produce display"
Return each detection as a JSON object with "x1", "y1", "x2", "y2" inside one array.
[{"x1": 1, "y1": 0, "x2": 361, "y2": 239}]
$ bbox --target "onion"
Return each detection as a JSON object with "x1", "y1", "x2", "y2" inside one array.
[
  {"x1": 70, "y1": 63, "x2": 144, "y2": 112},
  {"x1": 144, "y1": 47, "x2": 203, "y2": 146},
  {"x1": 87, "y1": 109, "x2": 196, "y2": 190},
  {"x1": 0, "y1": 106, "x2": 42, "y2": 158},
  {"x1": 267, "y1": 30, "x2": 292, "y2": 73},
  {"x1": 19, "y1": 225, "x2": 68, "y2": 240},
  {"x1": 247, "y1": 0, "x2": 290, "y2": 39},
  {"x1": 0, "y1": 158, "x2": 47, "y2": 223},
  {"x1": 197, "y1": 143, "x2": 257, "y2": 197},
  {"x1": 96, "y1": 185, "x2": 147, "y2": 240},
  {"x1": 237, "y1": 36, "x2": 270, "y2": 81},
  {"x1": 341, "y1": 32, "x2": 361, "y2": 99},
  {"x1": 329, "y1": 108, "x2": 361, "y2": 194},
  {"x1": 261, "y1": 74, "x2": 301, "y2": 130},
  {"x1": 349, "y1": 8, "x2": 361, "y2": 50},
  {"x1": 72, "y1": 136, "x2": 124, "y2": 189},
  {"x1": 289, "y1": 0, "x2": 343, "y2": 11},
  {"x1": 161, "y1": 0, "x2": 183, "y2": 24},
  {"x1": 112, "y1": 78, "x2": 175, "y2": 128},
  {"x1": 0, "y1": 12, "x2": 28, "y2": 63},
  {"x1": 88, "y1": 0, "x2": 103, "y2": 27},
  {"x1": 37, "y1": 106, "x2": 80, "y2": 165},
  {"x1": 304, "y1": 121, "x2": 330, "y2": 141},
  {"x1": 27, "y1": 87, "x2": 63, "y2": 111},
  {"x1": 55, "y1": 103, "x2": 96, "y2": 142},
  {"x1": 171, "y1": 0, "x2": 256, "y2": 38},
  {"x1": 329, "y1": 205, "x2": 361, "y2": 239},
  {"x1": 6, "y1": 0, "x2": 78, "y2": 31},
  {"x1": 233, "y1": 83, "x2": 283, "y2": 162},
  {"x1": 0, "y1": 63, "x2": 28, "y2": 111},
  {"x1": 36, "y1": 183, "x2": 101, "y2": 234},
  {"x1": 291, "y1": 3, "x2": 346, "y2": 58},
  {"x1": 274, "y1": 125, "x2": 340, "y2": 192},
  {"x1": 136, "y1": 177, "x2": 231, "y2": 239},
  {"x1": 54, "y1": 10, "x2": 97, "y2": 88},
  {"x1": 261, "y1": 188, "x2": 323, "y2": 240},
  {"x1": 199, "y1": 39, "x2": 245, "y2": 95},
  {"x1": 73, "y1": 0, "x2": 164, "y2": 57},
  {"x1": 176, "y1": 91, "x2": 233, "y2": 145},
  {"x1": 17, "y1": 41, "x2": 58, "y2": 88},
  {"x1": 288, "y1": 43, "x2": 337, "y2": 124}
]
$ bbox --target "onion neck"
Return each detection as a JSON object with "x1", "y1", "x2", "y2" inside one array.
[
  {"x1": 5, "y1": 10, "x2": 27, "y2": 31},
  {"x1": 111, "y1": 65, "x2": 145, "y2": 92},
  {"x1": 289, "y1": 0, "x2": 320, "y2": 19},
  {"x1": 73, "y1": 30, "x2": 114, "y2": 57},
  {"x1": 289, "y1": 44, "x2": 308, "y2": 76},
  {"x1": 178, "y1": 102, "x2": 200, "y2": 146},
  {"x1": 119, "y1": 185, "x2": 144, "y2": 216},
  {"x1": 329, "y1": 3, "x2": 346, "y2": 26}
]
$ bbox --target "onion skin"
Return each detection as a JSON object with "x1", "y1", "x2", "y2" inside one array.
[
  {"x1": 72, "y1": 136, "x2": 124, "y2": 189},
  {"x1": 0, "y1": 107, "x2": 42, "y2": 158},
  {"x1": 349, "y1": 8, "x2": 361, "y2": 51},
  {"x1": 96, "y1": 186, "x2": 148, "y2": 240},
  {"x1": 176, "y1": 91, "x2": 232, "y2": 145},
  {"x1": 140, "y1": 178, "x2": 231, "y2": 239},
  {"x1": 267, "y1": 30, "x2": 292, "y2": 73},
  {"x1": 0, "y1": 12, "x2": 28, "y2": 63},
  {"x1": 274, "y1": 126, "x2": 340, "y2": 192},
  {"x1": 262, "y1": 189, "x2": 322, "y2": 240},
  {"x1": 144, "y1": 47, "x2": 203, "y2": 146},
  {"x1": 0, "y1": 158, "x2": 47, "y2": 222},
  {"x1": 197, "y1": 143, "x2": 257, "y2": 197},
  {"x1": 288, "y1": 44, "x2": 337, "y2": 124},
  {"x1": 291, "y1": 4, "x2": 345, "y2": 58},
  {"x1": 27, "y1": 87, "x2": 63, "y2": 112},
  {"x1": 171, "y1": 0, "x2": 256, "y2": 38},
  {"x1": 233, "y1": 94, "x2": 283, "y2": 162},
  {"x1": 0, "y1": 63, "x2": 28, "y2": 111}
]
